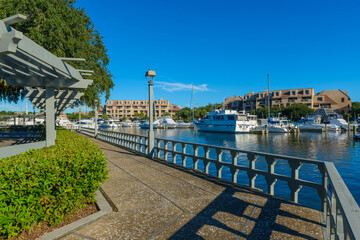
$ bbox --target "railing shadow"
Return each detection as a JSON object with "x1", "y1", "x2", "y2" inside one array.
[{"x1": 168, "y1": 186, "x2": 324, "y2": 239}]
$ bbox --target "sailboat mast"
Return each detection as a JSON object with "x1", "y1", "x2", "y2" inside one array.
[
  {"x1": 192, "y1": 84, "x2": 195, "y2": 121},
  {"x1": 267, "y1": 74, "x2": 270, "y2": 119},
  {"x1": 189, "y1": 84, "x2": 193, "y2": 121}
]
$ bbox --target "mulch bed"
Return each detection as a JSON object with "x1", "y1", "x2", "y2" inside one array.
[{"x1": 10, "y1": 203, "x2": 98, "y2": 240}]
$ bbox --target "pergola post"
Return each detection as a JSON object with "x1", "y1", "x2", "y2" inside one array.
[{"x1": 46, "y1": 87, "x2": 56, "y2": 146}]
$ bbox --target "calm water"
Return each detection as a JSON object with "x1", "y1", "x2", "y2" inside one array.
[{"x1": 115, "y1": 128, "x2": 360, "y2": 210}]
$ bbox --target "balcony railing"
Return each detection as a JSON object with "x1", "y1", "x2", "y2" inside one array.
[{"x1": 79, "y1": 128, "x2": 360, "y2": 240}]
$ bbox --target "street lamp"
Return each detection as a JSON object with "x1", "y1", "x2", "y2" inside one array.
[
  {"x1": 145, "y1": 69, "x2": 156, "y2": 158},
  {"x1": 94, "y1": 99, "x2": 99, "y2": 137},
  {"x1": 79, "y1": 107, "x2": 82, "y2": 131}
]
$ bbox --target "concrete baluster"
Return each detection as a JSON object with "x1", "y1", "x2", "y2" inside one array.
[
  {"x1": 181, "y1": 143, "x2": 187, "y2": 167},
  {"x1": 204, "y1": 146, "x2": 210, "y2": 174},
  {"x1": 335, "y1": 203, "x2": 345, "y2": 239},
  {"x1": 172, "y1": 142, "x2": 177, "y2": 163},
  {"x1": 265, "y1": 156, "x2": 277, "y2": 195},
  {"x1": 247, "y1": 153, "x2": 258, "y2": 188},
  {"x1": 193, "y1": 145, "x2": 199, "y2": 170},
  {"x1": 216, "y1": 148, "x2": 224, "y2": 178},
  {"x1": 145, "y1": 137, "x2": 148, "y2": 154},
  {"x1": 317, "y1": 164, "x2": 328, "y2": 213},
  {"x1": 230, "y1": 151, "x2": 239, "y2": 183},
  {"x1": 288, "y1": 161, "x2": 303, "y2": 203},
  {"x1": 164, "y1": 140, "x2": 169, "y2": 161}
]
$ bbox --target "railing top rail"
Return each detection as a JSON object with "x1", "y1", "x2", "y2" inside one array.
[
  {"x1": 155, "y1": 136, "x2": 325, "y2": 165},
  {"x1": 324, "y1": 162, "x2": 360, "y2": 239}
]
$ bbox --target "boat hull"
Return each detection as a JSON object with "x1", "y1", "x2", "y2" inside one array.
[{"x1": 195, "y1": 123, "x2": 251, "y2": 133}]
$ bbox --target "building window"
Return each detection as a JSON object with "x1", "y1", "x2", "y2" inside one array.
[
  {"x1": 317, "y1": 97, "x2": 323, "y2": 101},
  {"x1": 341, "y1": 98, "x2": 345, "y2": 103},
  {"x1": 276, "y1": 92, "x2": 279, "y2": 96},
  {"x1": 292, "y1": 91, "x2": 296, "y2": 95},
  {"x1": 260, "y1": 94, "x2": 263, "y2": 98},
  {"x1": 305, "y1": 90, "x2": 309, "y2": 94}
]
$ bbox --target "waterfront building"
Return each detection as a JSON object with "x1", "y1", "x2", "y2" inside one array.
[
  {"x1": 223, "y1": 88, "x2": 352, "y2": 114},
  {"x1": 102, "y1": 98, "x2": 180, "y2": 119}
]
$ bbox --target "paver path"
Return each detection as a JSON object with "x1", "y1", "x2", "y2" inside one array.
[{"x1": 62, "y1": 135, "x2": 324, "y2": 240}]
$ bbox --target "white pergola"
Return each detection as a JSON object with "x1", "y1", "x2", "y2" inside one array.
[{"x1": 0, "y1": 14, "x2": 93, "y2": 146}]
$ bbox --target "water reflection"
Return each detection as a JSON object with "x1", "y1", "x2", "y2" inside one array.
[{"x1": 114, "y1": 128, "x2": 360, "y2": 207}]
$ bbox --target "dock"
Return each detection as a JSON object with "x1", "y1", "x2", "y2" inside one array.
[{"x1": 61, "y1": 134, "x2": 324, "y2": 239}]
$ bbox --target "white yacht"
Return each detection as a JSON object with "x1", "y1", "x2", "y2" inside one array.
[
  {"x1": 139, "y1": 119, "x2": 161, "y2": 129},
  {"x1": 253, "y1": 118, "x2": 291, "y2": 133},
  {"x1": 159, "y1": 116, "x2": 177, "y2": 129},
  {"x1": 73, "y1": 119, "x2": 95, "y2": 129},
  {"x1": 298, "y1": 117, "x2": 341, "y2": 132},
  {"x1": 132, "y1": 120, "x2": 141, "y2": 127},
  {"x1": 98, "y1": 119, "x2": 119, "y2": 130},
  {"x1": 56, "y1": 118, "x2": 72, "y2": 127},
  {"x1": 120, "y1": 120, "x2": 133, "y2": 127},
  {"x1": 194, "y1": 110, "x2": 257, "y2": 133},
  {"x1": 176, "y1": 120, "x2": 191, "y2": 128}
]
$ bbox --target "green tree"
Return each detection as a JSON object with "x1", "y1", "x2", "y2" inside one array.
[
  {"x1": 102, "y1": 113, "x2": 109, "y2": 120},
  {"x1": 134, "y1": 112, "x2": 147, "y2": 119},
  {"x1": 350, "y1": 102, "x2": 360, "y2": 120},
  {"x1": 281, "y1": 104, "x2": 314, "y2": 121},
  {"x1": 0, "y1": 0, "x2": 114, "y2": 107}
]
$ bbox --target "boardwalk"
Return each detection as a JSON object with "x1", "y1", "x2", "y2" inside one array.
[{"x1": 62, "y1": 135, "x2": 324, "y2": 240}]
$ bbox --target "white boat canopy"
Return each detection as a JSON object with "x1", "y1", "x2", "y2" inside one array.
[{"x1": 0, "y1": 14, "x2": 93, "y2": 146}]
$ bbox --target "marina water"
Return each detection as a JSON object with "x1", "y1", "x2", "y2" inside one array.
[{"x1": 116, "y1": 128, "x2": 360, "y2": 210}]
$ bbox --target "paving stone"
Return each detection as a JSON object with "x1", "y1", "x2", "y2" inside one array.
[
  {"x1": 186, "y1": 178, "x2": 228, "y2": 194},
  {"x1": 75, "y1": 205, "x2": 183, "y2": 240},
  {"x1": 150, "y1": 181, "x2": 215, "y2": 202},
  {"x1": 60, "y1": 233, "x2": 85, "y2": 240},
  {"x1": 153, "y1": 213, "x2": 248, "y2": 240}
]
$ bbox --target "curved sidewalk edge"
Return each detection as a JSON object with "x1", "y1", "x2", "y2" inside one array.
[{"x1": 37, "y1": 189, "x2": 113, "y2": 240}]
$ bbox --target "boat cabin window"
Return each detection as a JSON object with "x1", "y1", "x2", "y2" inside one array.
[
  {"x1": 227, "y1": 115, "x2": 235, "y2": 120},
  {"x1": 237, "y1": 115, "x2": 247, "y2": 121},
  {"x1": 220, "y1": 116, "x2": 224, "y2": 120},
  {"x1": 205, "y1": 115, "x2": 210, "y2": 119}
]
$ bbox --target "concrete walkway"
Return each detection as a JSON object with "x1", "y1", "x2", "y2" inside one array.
[
  {"x1": 61, "y1": 136, "x2": 324, "y2": 240},
  {"x1": 0, "y1": 131, "x2": 43, "y2": 147}
]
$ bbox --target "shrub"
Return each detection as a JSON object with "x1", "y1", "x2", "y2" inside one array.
[{"x1": 0, "y1": 129, "x2": 109, "y2": 238}]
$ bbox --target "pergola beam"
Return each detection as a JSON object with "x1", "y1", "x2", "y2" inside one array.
[{"x1": 0, "y1": 14, "x2": 94, "y2": 147}]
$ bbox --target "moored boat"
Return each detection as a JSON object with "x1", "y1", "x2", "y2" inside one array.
[
  {"x1": 139, "y1": 119, "x2": 160, "y2": 129},
  {"x1": 194, "y1": 110, "x2": 257, "y2": 133},
  {"x1": 159, "y1": 116, "x2": 177, "y2": 129},
  {"x1": 99, "y1": 119, "x2": 119, "y2": 130},
  {"x1": 176, "y1": 120, "x2": 191, "y2": 128}
]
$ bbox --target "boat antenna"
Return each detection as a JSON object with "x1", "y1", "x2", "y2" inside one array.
[{"x1": 267, "y1": 73, "x2": 270, "y2": 119}]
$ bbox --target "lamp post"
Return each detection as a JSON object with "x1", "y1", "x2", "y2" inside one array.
[
  {"x1": 94, "y1": 99, "x2": 99, "y2": 137},
  {"x1": 79, "y1": 107, "x2": 81, "y2": 131},
  {"x1": 145, "y1": 69, "x2": 156, "y2": 158}
]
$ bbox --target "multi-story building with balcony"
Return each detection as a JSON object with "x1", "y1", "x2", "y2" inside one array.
[
  {"x1": 102, "y1": 98, "x2": 180, "y2": 119},
  {"x1": 223, "y1": 88, "x2": 351, "y2": 114}
]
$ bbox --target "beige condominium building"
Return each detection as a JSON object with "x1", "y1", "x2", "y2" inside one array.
[
  {"x1": 103, "y1": 98, "x2": 181, "y2": 119},
  {"x1": 223, "y1": 88, "x2": 351, "y2": 114}
]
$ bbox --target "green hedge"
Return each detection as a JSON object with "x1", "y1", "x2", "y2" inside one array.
[{"x1": 0, "y1": 129, "x2": 109, "y2": 238}]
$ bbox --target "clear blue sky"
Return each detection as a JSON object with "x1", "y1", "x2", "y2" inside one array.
[{"x1": 2, "y1": 0, "x2": 360, "y2": 112}]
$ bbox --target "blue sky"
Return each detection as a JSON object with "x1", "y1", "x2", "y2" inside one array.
[{"x1": 2, "y1": 0, "x2": 360, "y2": 112}]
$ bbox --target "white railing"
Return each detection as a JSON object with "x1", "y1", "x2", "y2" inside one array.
[{"x1": 80, "y1": 129, "x2": 360, "y2": 240}]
